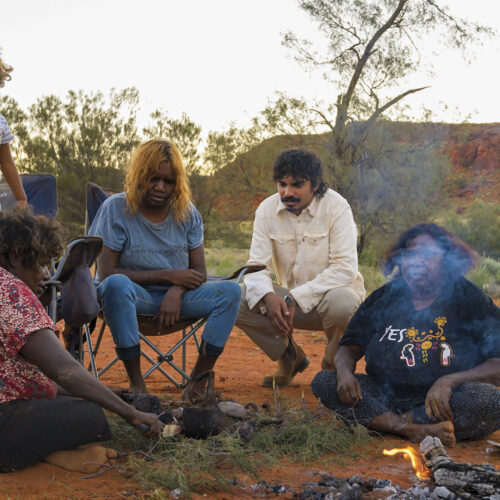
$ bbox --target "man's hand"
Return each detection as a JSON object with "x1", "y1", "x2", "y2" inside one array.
[
  {"x1": 263, "y1": 293, "x2": 293, "y2": 338},
  {"x1": 164, "y1": 269, "x2": 205, "y2": 289},
  {"x1": 425, "y1": 376, "x2": 454, "y2": 422},
  {"x1": 285, "y1": 304, "x2": 295, "y2": 335},
  {"x1": 337, "y1": 370, "x2": 362, "y2": 406},
  {"x1": 156, "y1": 287, "x2": 183, "y2": 330}
]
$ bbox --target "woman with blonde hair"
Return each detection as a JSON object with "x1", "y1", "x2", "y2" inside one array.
[
  {"x1": 90, "y1": 139, "x2": 241, "y2": 400},
  {"x1": 0, "y1": 55, "x2": 28, "y2": 208}
]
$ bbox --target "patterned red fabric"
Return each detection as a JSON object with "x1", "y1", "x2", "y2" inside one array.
[{"x1": 0, "y1": 267, "x2": 57, "y2": 403}]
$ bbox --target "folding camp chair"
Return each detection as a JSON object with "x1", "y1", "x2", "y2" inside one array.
[
  {"x1": 0, "y1": 173, "x2": 58, "y2": 217},
  {"x1": 43, "y1": 236, "x2": 103, "y2": 374},
  {"x1": 0, "y1": 173, "x2": 59, "y2": 283},
  {"x1": 0, "y1": 173, "x2": 104, "y2": 371},
  {"x1": 85, "y1": 182, "x2": 264, "y2": 387}
]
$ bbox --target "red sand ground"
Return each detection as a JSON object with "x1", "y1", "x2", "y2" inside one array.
[{"x1": 2, "y1": 320, "x2": 499, "y2": 499}]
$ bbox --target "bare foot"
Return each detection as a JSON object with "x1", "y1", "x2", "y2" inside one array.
[
  {"x1": 44, "y1": 444, "x2": 118, "y2": 474},
  {"x1": 401, "y1": 421, "x2": 456, "y2": 447}
]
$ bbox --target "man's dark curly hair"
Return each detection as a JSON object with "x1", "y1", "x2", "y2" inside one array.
[
  {"x1": 383, "y1": 223, "x2": 478, "y2": 281},
  {"x1": 0, "y1": 209, "x2": 63, "y2": 269},
  {"x1": 272, "y1": 149, "x2": 328, "y2": 198}
]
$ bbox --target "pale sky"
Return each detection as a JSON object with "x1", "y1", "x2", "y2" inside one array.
[{"x1": 2, "y1": 0, "x2": 500, "y2": 135}]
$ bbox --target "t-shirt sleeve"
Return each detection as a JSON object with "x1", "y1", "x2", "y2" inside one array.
[
  {"x1": 186, "y1": 204, "x2": 204, "y2": 249},
  {"x1": 88, "y1": 196, "x2": 127, "y2": 252},
  {"x1": 0, "y1": 278, "x2": 53, "y2": 357},
  {"x1": 468, "y1": 284, "x2": 500, "y2": 359},
  {"x1": 0, "y1": 114, "x2": 14, "y2": 144}
]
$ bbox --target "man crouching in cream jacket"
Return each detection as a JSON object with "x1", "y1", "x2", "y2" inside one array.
[{"x1": 236, "y1": 149, "x2": 365, "y2": 387}]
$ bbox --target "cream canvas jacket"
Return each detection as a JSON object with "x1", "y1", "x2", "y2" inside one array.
[{"x1": 244, "y1": 189, "x2": 366, "y2": 314}]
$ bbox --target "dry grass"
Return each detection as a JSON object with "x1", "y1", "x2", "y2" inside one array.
[{"x1": 107, "y1": 401, "x2": 372, "y2": 499}]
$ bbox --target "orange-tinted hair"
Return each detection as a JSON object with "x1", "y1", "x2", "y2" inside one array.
[{"x1": 124, "y1": 139, "x2": 192, "y2": 223}]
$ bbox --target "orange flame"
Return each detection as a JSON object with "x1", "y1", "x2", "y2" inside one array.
[{"x1": 383, "y1": 447, "x2": 432, "y2": 480}]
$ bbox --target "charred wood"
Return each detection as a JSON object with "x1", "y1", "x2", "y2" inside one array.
[{"x1": 420, "y1": 436, "x2": 500, "y2": 498}]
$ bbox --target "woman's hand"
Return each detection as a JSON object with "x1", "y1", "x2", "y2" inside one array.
[
  {"x1": 128, "y1": 408, "x2": 164, "y2": 437},
  {"x1": 16, "y1": 199, "x2": 28, "y2": 210},
  {"x1": 337, "y1": 370, "x2": 362, "y2": 406},
  {"x1": 156, "y1": 287, "x2": 183, "y2": 330},
  {"x1": 425, "y1": 376, "x2": 454, "y2": 422},
  {"x1": 165, "y1": 269, "x2": 205, "y2": 289}
]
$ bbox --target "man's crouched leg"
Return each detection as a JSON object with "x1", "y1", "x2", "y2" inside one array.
[
  {"x1": 316, "y1": 287, "x2": 363, "y2": 371},
  {"x1": 262, "y1": 336, "x2": 310, "y2": 387}
]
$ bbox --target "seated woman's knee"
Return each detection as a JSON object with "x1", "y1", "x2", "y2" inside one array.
[
  {"x1": 311, "y1": 370, "x2": 338, "y2": 398},
  {"x1": 216, "y1": 281, "x2": 242, "y2": 305},
  {"x1": 98, "y1": 273, "x2": 133, "y2": 297}
]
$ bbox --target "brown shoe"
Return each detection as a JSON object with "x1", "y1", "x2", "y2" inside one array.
[{"x1": 262, "y1": 338, "x2": 309, "y2": 387}]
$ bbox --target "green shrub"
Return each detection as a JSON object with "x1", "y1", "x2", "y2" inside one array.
[
  {"x1": 359, "y1": 264, "x2": 386, "y2": 295},
  {"x1": 468, "y1": 257, "x2": 500, "y2": 290},
  {"x1": 444, "y1": 200, "x2": 500, "y2": 259}
]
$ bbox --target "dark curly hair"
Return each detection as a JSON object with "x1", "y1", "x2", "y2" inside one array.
[
  {"x1": 0, "y1": 209, "x2": 63, "y2": 269},
  {"x1": 383, "y1": 223, "x2": 478, "y2": 281},
  {"x1": 272, "y1": 149, "x2": 328, "y2": 198}
]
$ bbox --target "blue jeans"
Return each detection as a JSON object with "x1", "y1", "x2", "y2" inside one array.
[{"x1": 97, "y1": 274, "x2": 241, "y2": 360}]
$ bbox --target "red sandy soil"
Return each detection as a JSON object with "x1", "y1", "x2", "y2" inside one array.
[{"x1": 2, "y1": 319, "x2": 499, "y2": 499}]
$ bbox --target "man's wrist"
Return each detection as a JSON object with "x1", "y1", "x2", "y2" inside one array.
[{"x1": 284, "y1": 294, "x2": 297, "y2": 308}]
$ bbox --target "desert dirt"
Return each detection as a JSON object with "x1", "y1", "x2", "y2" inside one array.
[{"x1": 2, "y1": 319, "x2": 499, "y2": 499}]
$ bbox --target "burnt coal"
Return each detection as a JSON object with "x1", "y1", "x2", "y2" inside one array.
[{"x1": 248, "y1": 470, "x2": 494, "y2": 499}]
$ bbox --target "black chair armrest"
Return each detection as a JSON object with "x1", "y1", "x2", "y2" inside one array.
[{"x1": 206, "y1": 264, "x2": 266, "y2": 283}]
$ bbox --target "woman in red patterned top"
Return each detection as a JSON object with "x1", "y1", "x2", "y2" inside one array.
[{"x1": 0, "y1": 210, "x2": 162, "y2": 473}]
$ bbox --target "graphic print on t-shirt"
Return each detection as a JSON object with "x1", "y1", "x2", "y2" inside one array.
[{"x1": 397, "y1": 316, "x2": 454, "y2": 367}]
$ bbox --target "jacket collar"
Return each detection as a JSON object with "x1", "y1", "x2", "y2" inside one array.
[{"x1": 276, "y1": 193, "x2": 320, "y2": 216}]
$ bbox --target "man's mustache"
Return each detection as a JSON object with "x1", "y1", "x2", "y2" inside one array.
[{"x1": 281, "y1": 196, "x2": 301, "y2": 203}]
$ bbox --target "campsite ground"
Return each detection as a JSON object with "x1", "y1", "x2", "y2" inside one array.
[{"x1": 2, "y1": 318, "x2": 499, "y2": 499}]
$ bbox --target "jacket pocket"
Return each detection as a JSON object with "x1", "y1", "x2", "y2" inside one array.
[
  {"x1": 303, "y1": 231, "x2": 329, "y2": 246},
  {"x1": 269, "y1": 233, "x2": 295, "y2": 245}
]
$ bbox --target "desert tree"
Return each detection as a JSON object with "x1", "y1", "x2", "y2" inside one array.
[
  {"x1": 1, "y1": 89, "x2": 141, "y2": 240},
  {"x1": 273, "y1": 0, "x2": 493, "y2": 251},
  {"x1": 143, "y1": 110, "x2": 202, "y2": 176}
]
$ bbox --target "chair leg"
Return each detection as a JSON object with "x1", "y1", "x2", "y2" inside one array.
[
  {"x1": 138, "y1": 319, "x2": 205, "y2": 388},
  {"x1": 84, "y1": 323, "x2": 99, "y2": 378},
  {"x1": 87, "y1": 321, "x2": 106, "y2": 373},
  {"x1": 141, "y1": 350, "x2": 183, "y2": 387}
]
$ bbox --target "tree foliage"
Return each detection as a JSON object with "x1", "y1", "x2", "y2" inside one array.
[
  {"x1": 143, "y1": 110, "x2": 202, "y2": 175},
  {"x1": 274, "y1": 0, "x2": 492, "y2": 251},
  {"x1": 1, "y1": 89, "x2": 140, "y2": 239},
  {"x1": 445, "y1": 200, "x2": 500, "y2": 260}
]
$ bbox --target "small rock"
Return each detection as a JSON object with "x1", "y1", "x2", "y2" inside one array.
[
  {"x1": 431, "y1": 486, "x2": 454, "y2": 499},
  {"x1": 170, "y1": 488, "x2": 182, "y2": 499},
  {"x1": 380, "y1": 486, "x2": 397, "y2": 494},
  {"x1": 481, "y1": 464, "x2": 497, "y2": 471},
  {"x1": 374, "y1": 479, "x2": 392, "y2": 489}
]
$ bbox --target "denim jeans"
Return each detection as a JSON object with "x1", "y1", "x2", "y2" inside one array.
[{"x1": 97, "y1": 274, "x2": 241, "y2": 360}]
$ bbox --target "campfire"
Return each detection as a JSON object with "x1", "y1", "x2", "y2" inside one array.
[
  {"x1": 383, "y1": 445, "x2": 432, "y2": 479},
  {"x1": 379, "y1": 437, "x2": 500, "y2": 498}
]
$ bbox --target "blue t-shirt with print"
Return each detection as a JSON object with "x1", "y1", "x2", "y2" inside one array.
[{"x1": 89, "y1": 192, "x2": 203, "y2": 291}]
